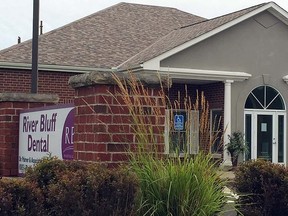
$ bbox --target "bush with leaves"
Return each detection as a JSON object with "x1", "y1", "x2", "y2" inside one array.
[
  {"x1": 226, "y1": 131, "x2": 248, "y2": 167},
  {"x1": 0, "y1": 178, "x2": 44, "y2": 216},
  {"x1": 25, "y1": 156, "x2": 139, "y2": 216},
  {"x1": 234, "y1": 159, "x2": 288, "y2": 216}
]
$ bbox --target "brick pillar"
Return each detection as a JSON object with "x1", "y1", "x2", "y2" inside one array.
[
  {"x1": 70, "y1": 72, "x2": 166, "y2": 167},
  {"x1": 0, "y1": 93, "x2": 58, "y2": 176}
]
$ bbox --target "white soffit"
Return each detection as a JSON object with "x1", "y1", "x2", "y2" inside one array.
[{"x1": 143, "y1": 2, "x2": 288, "y2": 71}]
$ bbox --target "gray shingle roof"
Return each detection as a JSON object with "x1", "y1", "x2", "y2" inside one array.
[
  {"x1": 0, "y1": 2, "x2": 205, "y2": 68},
  {"x1": 119, "y1": 3, "x2": 267, "y2": 69}
]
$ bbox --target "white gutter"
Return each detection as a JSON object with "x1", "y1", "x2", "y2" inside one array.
[
  {"x1": 113, "y1": 65, "x2": 143, "y2": 73},
  {"x1": 156, "y1": 67, "x2": 251, "y2": 82},
  {"x1": 0, "y1": 62, "x2": 114, "y2": 73}
]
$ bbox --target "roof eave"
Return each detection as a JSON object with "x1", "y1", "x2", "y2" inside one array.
[
  {"x1": 157, "y1": 67, "x2": 251, "y2": 82},
  {"x1": 116, "y1": 66, "x2": 251, "y2": 82},
  {"x1": 0, "y1": 62, "x2": 114, "y2": 73}
]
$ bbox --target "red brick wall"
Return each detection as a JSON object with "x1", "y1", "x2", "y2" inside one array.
[
  {"x1": 167, "y1": 82, "x2": 224, "y2": 153},
  {"x1": 73, "y1": 84, "x2": 166, "y2": 167},
  {"x1": 0, "y1": 101, "x2": 55, "y2": 176},
  {"x1": 200, "y1": 82, "x2": 224, "y2": 110},
  {"x1": 200, "y1": 82, "x2": 224, "y2": 153},
  {"x1": 167, "y1": 83, "x2": 199, "y2": 109},
  {"x1": 167, "y1": 82, "x2": 224, "y2": 110},
  {"x1": 0, "y1": 69, "x2": 78, "y2": 103}
]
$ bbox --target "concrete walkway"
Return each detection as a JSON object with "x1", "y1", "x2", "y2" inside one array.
[
  {"x1": 218, "y1": 170, "x2": 239, "y2": 216},
  {"x1": 219, "y1": 171, "x2": 235, "y2": 180}
]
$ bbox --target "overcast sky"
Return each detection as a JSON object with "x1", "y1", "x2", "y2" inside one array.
[{"x1": 1, "y1": 0, "x2": 288, "y2": 50}]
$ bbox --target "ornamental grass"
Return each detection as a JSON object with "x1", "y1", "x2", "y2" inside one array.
[{"x1": 112, "y1": 72, "x2": 227, "y2": 215}]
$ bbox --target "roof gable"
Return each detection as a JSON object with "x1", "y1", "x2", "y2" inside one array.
[
  {"x1": 120, "y1": 2, "x2": 288, "y2": 71},
  {"x1": 0, "y1": 2, "x2": 204, "y2": 69},
  {"x1": 162, "y1": 11, "x2": 288, "y2": 73}
]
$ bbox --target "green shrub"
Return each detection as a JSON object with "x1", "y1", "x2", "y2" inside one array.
[
  {"x1": 234, "y1": 159, "x2": 288, "y2": 215},
  {"x1": 131, "y1": 152, "x2": 226, "y2": 216},
  {"x1": 92, "y1": 166, "x2": 139, "y2": 216},
  {"x1": 25, "y1": 156, "x2": 84, "y2": 189},
  {"x1": 0, "y1": 178, "x2": 44, "y2": 216},
  {"x1": 25, "y1": 157, "x2": 138, "y2": 216},
  {"x1": 45, "y1": 168, "x2": 91, "y2": 216},
  {"x1": 46, "y1": 165, "x2": 138, "y2": 216}
]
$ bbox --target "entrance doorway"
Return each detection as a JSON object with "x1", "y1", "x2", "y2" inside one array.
[{"x1": 244, "y1": 86, "x2": 286, "y2": 164}]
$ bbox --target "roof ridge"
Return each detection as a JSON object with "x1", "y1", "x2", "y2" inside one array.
[
  {"x1": 180, "y1": 2, "x2": 269, "y2": 29},
  {"x1": 32, "y1": 2, "x2": 126, "y2": 40},
  {"x1": 122, "y1": 1, "x2": 201, "y2": 13},
  {"x1": 125, "y1": 2, "x2": 205, "y2": 29},
  {"x1": 1, "y1": 2, "x2": 205, "y2": 68},
  {"x1": 0, "y1": 2, "x2": 203, "y2": 55},
  {"x1": 0, "y1": 2, "x2": 127, "y2": 54}
]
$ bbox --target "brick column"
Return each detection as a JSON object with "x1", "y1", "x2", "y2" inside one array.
[
  {"x1": 70, "y1": 72, "x2": 166, "y2": 167},
  {"x1": 0, "y1": 93, "x2": 58, "y2": 176}
]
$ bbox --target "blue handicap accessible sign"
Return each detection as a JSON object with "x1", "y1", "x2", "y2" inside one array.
[{"x1": 174, "y1": 114, "x2": 184, "y2": 130}]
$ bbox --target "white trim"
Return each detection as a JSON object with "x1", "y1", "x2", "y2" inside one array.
[
  {"x1": 143, "y1": 2, "x2": 287, "y2": 70},
  {"x1": 164, "y1": 109, "x2": 170, "y2": 154},
  {"x1": 0, "y1": 62, "x2": 113, "y2": 73},
  {"x1": 189, "y1": 110, "x2": 199, "y2": 155},
  {"x1": 145, "y1": 67, "x2": 251, "y2": 82}
]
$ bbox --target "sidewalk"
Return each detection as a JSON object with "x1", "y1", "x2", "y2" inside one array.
[
  {"x1": 219, "y1": 171, "x2": 235, "y2": 180},
  {"x1": 219, "y1": 170, "x2": 238, "y2": 216}
]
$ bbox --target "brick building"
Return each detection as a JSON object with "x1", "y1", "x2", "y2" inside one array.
[{"x1": 1, "y1": 2, "x2": 288, "y2": 175}]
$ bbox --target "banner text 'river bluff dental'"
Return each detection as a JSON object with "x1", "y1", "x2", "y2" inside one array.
[{"x1": 22, "y1": 113, "x2": 57, "y2": 152}]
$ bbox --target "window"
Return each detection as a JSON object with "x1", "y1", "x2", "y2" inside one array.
[
  {"x1": 165, "y1": 109, "x2": 199, "y2": 155},
  {"x1": 245, "y1": 86, "x2": 285, "y2": 110},
  {"x1": 210, "y1": 109, "x2": 223, "y2": 153}
]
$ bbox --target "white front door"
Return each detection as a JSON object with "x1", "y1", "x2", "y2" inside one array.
[
  {"x1": 245, "y1": 111, "x2": 286, "y2": 164},
  {"x1": 244, "y1": 85, "x2": 286, "y2": 164}
]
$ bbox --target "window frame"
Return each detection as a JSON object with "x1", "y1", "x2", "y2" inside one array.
[
  {"x1": 164, "y1": 109, "x2": 199, "y2": 156},
  {"x1": 210, "y1": 109, "x2": 223, "y2": 156},
  {"x1": 245, "y1": 85, "x2": 285, "y2": 110}
]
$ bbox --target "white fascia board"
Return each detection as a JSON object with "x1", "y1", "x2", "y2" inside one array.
[
  {"x1": 0, "y1": 62, "x2": 113, "y2": 73},
  {"x1": 157, "y1": 67, "x2": 251, "y2": 82},
  {"x1": 268, "y1": 4, "x2": 288, "y2": 25},
  {"x1": 143, "y1": 2, "x2": 281, "y2": 70}
]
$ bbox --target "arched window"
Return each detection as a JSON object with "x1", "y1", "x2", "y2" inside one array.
[{"x1": 245, "y1": 86, "x2": 285, "y2": 110}]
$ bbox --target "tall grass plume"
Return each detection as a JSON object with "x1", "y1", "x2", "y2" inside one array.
[{"x1": 112, "y1": 72, "x2": 226, "y2": 215}]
